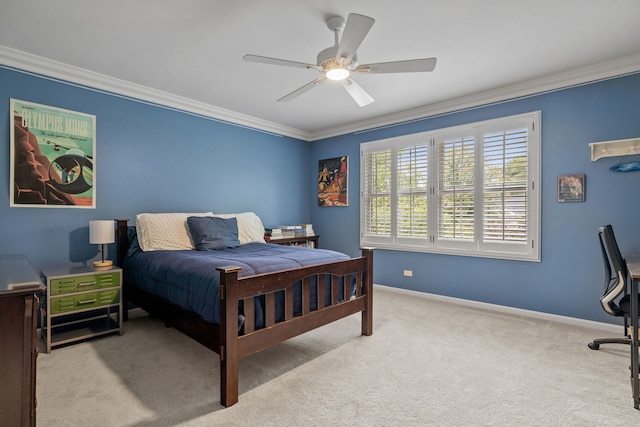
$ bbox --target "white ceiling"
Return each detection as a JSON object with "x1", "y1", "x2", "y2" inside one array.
[{"x1": 1, "y1": 0, "x2": 640, "y2": 140}]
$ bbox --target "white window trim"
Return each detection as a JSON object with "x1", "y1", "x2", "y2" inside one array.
[{"x1": 360, "y1": 111, "x2": 541, "y2": 262}]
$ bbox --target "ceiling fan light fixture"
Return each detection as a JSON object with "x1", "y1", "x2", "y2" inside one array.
[
  {"x1": 243, "y1": 13, "x2": 436, "y2": 106},
  {"x1": 326, "y1": 67, "x2": 350, "y2": 81}
]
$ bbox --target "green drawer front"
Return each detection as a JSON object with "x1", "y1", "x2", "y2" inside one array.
[
  {"x1": 51, "y1": 272, "x2": 119, "y2": 295},
  {"x1": 50, "y1": 289, "x2": 120, "y2": 314}
]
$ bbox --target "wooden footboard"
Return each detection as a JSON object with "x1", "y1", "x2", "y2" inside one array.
[
  {"x1": 218, "y1": 248, "x2": 373, "y2": 406},
  {"x1": 114, "y1": 219, "x2": 373, "y2": 408}
]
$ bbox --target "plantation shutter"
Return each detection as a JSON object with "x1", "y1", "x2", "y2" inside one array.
[
  {"x1": 362, "y1": 149, "x2": 392, "y2": 242},
  {"x1": 396, "y1": 144, "x2": 429, "y2": 239},
  {"x1": 482, "y1": 128, "x2": 529, "y2": 243},
  {"x1": 437, "y1": 135, "x2": 475, "y2": 241}
]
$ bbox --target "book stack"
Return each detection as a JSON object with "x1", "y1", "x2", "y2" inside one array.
[
  {"x1": 297, "y1": 223, "x2": 315, "y2": 236},
  {"x1": 264, "y1": 224, "x2": 315, "y2": 240},
  {"x1": 278, "y1": 225, "x2": 301, "y2": 238},
  {"x1": 264, "y1": 226, "x2": 297, "y2": 240},
  {"x1": 265, "y1": 228, "x2": 284, "y2": 240}
]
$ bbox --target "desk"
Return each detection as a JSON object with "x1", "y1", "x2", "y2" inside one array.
[{"x1": 624, "y1": 253, "x2": 640, "y2": 409}]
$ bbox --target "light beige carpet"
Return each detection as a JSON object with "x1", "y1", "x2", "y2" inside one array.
[{"x1": 36, "y1": 286, "x2": 639, "y2": 426}]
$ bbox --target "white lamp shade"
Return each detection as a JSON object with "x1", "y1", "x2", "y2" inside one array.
[{"x1": 89, "y1": 220, "x2": 115, "y2": 244}]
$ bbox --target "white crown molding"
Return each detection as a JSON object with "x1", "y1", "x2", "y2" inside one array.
[
  {"x1": 0, "y1": 45, "x2": 311, "y2": 141},
  {"x1": 309, "y1": 52, "x2": 640, "y2": 141},
  {"x1": 3, "y1": 45, "x2": 639, "y2": 143}
]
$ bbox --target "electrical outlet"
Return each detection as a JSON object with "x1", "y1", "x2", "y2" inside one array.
[{"x1": 403, "y1": 270, "x2": 413, "y2": 277}]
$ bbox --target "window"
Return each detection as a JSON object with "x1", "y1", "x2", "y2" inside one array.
[{"x1": 361, "y1": 112, "x2": 540, "y2": 261}]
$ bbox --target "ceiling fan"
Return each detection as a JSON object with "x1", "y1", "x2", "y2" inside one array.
[{"x1": 243, "y1": 13, "x2": 437, "y2": 107}]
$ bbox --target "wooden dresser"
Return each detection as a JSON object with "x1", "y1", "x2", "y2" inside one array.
[{"x1": 0, "y1": 254, "x2": 45, "y2": 427}]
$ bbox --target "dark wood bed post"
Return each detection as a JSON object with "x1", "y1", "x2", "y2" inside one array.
[
  {"x1": 115, "y1": 219, "x2": 129, "y2": 267},
  {"x1": 361, "y1": 247, "x2": 374, "y2": 337},
  {"x1": 217, "y1": 265, "x2": 243, "y2": 408},
  {"x1": 115, "y1": 219, "x2": 129, "y2": 321}
]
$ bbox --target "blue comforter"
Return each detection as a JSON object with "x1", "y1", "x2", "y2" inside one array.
[{"x1": 123, "y1": 242, "x2": 351, "y2": 326}]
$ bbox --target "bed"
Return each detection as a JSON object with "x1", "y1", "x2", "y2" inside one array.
[{"x1": 114, "y1": 213, "x2": 373, "y2": 407}]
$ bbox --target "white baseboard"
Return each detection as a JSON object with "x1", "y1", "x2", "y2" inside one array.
[{"x1": 374, "y1": 284, "x2": 622, "y2": 334}]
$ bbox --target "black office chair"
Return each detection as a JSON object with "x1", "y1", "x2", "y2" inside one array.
[{"x1": 588, "y1": 224, "x2": 636, "y2": 350}]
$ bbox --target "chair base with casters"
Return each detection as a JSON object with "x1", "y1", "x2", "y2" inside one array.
[
  {"x1": 588, "y1": 336, "x2": 630, "y2": 350},
  {"x1": 587, "y1": 292, "x2": 640, "y2": 350}
]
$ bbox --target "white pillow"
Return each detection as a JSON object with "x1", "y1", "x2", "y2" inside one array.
[
  {"x1": 136, "y1": 212, "x2": 213, "y2": 251},
  {"x1": 212, "y1": 212, "x2": 266, "y2": 245}
]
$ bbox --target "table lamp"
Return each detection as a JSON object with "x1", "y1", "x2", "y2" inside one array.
[{"x1": 89, "y1": 220, "x2": 114, "y2": 268}]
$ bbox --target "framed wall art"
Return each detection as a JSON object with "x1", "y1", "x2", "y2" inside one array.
[
  {"x1": 10, "y1": 99, "x2": 96, "y2": 208},
  {"x1": 557, "y1": 174, "x2": 585, "y2": 202},
  {"x1": 318, "y1": 156, "x2": 348, "y2": 206}
]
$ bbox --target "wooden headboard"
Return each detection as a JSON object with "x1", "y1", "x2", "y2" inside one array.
[{"x1": 115, "y1": 219, "x2": 130, "y2": 267}]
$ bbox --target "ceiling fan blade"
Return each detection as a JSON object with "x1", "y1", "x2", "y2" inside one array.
[
  {"x1": 342, "y1": 78, "x2": 374, "y2": 107},
  {"x1": 335, "y1": 14, "x2": 375, "y2": 64},
  {"x1": 356, "y1": 58, "x2": 437, "y2": 74},
  {"x1": 243, "y1": 54, "x2": 321, "y2": 71},
  {"x1": 277, "y1": 77, "x2": 327, "y2": 102}
]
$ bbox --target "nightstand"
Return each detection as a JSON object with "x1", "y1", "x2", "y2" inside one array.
[
  {"x1": 266, "y1": 235, "x2": 319, "y2": 248},
  {"x1": 40, "y1": 265, "x2": 122, "y2": 353}
]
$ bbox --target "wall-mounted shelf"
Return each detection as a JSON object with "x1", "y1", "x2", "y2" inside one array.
[{"x1": 590, "y1": 137, "x2": 640, "y2": 161}]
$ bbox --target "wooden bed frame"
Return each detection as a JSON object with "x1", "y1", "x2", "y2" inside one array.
[{"x1": 114, "y1": 219, "x2": 373, "y2": 407}]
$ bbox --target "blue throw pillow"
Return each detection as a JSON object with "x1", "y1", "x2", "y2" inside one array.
[
  {"x1": 126, "y1": 226, "x2": 142, "y2": 256},
  {"x1": 187, "y1": 216, "x2": 241, "y2": 250}
]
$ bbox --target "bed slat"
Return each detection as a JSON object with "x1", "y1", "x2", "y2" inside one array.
[
  {"x1": 301, "y1": 277, "x2": 310, "y2": 315},
  {"x1": 285, "y1": 286, "x2": 294, "y2": 321},
  {"x1": 317, "y1": 274, "x2": 325, "y2": 309},
  {"x1": 243, "y1": 297, "x2": 255, "y2": 334},
  {"x1": 265, "y1": 293, "x2": 275, "y2": 327}
]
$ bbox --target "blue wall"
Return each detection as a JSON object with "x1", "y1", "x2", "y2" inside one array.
[
  {"x1": 0, "y1": 66, "x2": 311, "y2": 270},
  {"x1": 2, "y1": 63, "x2": 640, "y2": 325},
  {"x1": 310, "y1": 73, "x2": 640, "y2": 324}
]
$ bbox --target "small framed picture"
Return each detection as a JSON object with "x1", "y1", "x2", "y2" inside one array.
[
  {"x1": 318, "y1": 156, "x2": 348, "y2": 206},
  {"x1": 557, "y1": 174, "x2": 585, "y2": 202}
]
